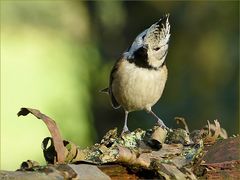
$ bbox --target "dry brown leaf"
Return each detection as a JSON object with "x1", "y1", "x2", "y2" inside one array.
[
  {"x1": 20, "y1": 160, "x2": 40, "y2": 169},
  {"x1": 18, "y1": 108, "x2": 66, "y2": 163},
  {"x1": 175, "y1": 117, "x2": 190, "y2": 133},
  {"x1": 204, "y1": 120, "x2": 227, "y2": 144},
  {"x1": 117, "y1": 145, "x2": 137, "y2": 163}
]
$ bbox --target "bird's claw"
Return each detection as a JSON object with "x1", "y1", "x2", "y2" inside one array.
[
  {"x1": 121, "y1": 126, "x2": 130, "y2": 135},
  {"x1": 157, "y1": 119, "x2": 170, "y2": 131}
]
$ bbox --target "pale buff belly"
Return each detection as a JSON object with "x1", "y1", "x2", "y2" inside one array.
[{"x1": 112, "y1": 61, "x2": 168, "y2": 112}]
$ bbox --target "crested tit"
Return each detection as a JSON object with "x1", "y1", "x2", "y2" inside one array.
[{"x1": 102, "y1": 14, "x2": 170, "y2": 134}]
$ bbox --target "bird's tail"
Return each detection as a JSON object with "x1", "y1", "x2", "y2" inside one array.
[{"x1": 99, "y1": 87, "x2": 109, "y2": 94}]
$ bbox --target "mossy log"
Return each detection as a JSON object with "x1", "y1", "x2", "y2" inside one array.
[
  {"x1": 1, "y1": 136, "x2": 239, "y2": 179},
  {"x1": 0, "y1": 108, "x2": 239, "y2": 179}
]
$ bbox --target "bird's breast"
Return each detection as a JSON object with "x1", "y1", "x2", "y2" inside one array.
[{"x1": 112, "y1": 60, "x2": 168, "y2": 112}]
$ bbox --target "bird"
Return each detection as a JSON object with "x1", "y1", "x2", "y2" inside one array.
[{"x1": 102, "y1": 14, "x2": 171, "y2": 134}]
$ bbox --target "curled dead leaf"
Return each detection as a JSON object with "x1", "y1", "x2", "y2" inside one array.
[
  {"x1": 175, "y1": 117, "x2": 190, "y2": 133},
  {"x1": 144, "y1": 126, "x2": 167, "y2": 150},
  {"x1": 117, "y1": 146, "x2": 137, "y2": 163},
  {"x1": 18, "y1": 108, "x2": 66, "y2": 164},
  {"x1": 204, "y1": 120, "x2": 227, "y2": 144},
  {"x1": 20, "y1": 160, "x2": 40, "y2": 170}
]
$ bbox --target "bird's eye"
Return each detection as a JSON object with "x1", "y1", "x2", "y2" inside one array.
[
  {"x1": 142, "y1": 34, "x2": 146, "y2": 40},
  {"x1": 153, "y1": 47, "x2": 160, "y2": 51}
]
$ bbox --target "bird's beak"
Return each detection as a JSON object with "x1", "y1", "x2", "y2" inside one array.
[
  {"x1": 127, "y1": 44, "x2": 148, "y2": 60},
  {"x1": 142, "y1": 44, "x2": 148, "y2": 50}
]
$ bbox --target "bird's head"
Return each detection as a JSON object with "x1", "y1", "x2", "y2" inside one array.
[{"x1": 126, "y1": 14, "x2": 170, "y2": 69}]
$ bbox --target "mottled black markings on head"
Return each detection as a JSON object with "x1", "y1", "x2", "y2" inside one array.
[
  {"x1": 134, "y1": 46, "x2": 148, "y2": 61},
  {"x1": 126, "y1": 46, "x2": 158, "y2": 71}
]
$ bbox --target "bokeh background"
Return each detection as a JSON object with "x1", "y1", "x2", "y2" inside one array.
[{"x1": 1, "y1": 1, "x2": 239, "y2": 170}]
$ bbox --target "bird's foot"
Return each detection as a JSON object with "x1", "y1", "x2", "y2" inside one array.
[
  {"x1": 121, "y1": 126, "x2": 130, "y2": 135},
  {"x1": 156, "y1": 119, "x2": 170, "y2": 131}
]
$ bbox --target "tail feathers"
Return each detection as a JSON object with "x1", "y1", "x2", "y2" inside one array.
[
  {"x1": 111, "y1": 95, "x2": 121, "y2": 109},
  {"x1": 100, "y1": 87, "x2": 109, "y2": 94},
  {"x1": 100, "y1": 87, "x2": 121, "y2": 109}
]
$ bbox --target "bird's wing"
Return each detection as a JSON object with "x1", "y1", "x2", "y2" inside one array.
[
  {"x1": 100, "y1": 87, "x2": 109, "y2": 94},
  {"x1": 100, "y1": 85, "x2": 119, "y2": 108},
  {"x1": 108, "y1": 58, "x2": 122, "y2": 109}
]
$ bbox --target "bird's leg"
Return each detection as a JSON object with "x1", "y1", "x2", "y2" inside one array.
[
  {"x1": 121, "y1": 111, "x2": 129, "y2": 134},
  {"x1": 149, "y1": 110, "x2": 169, "y2": 130}
]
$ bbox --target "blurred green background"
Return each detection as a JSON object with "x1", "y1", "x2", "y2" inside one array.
[{"x1": 1, "y1": 1, "x2": 239, "y2": 170}]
